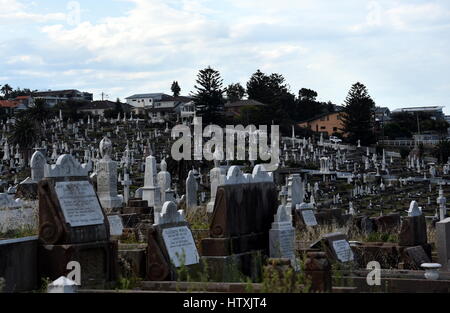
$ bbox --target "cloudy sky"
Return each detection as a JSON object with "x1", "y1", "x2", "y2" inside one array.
[{"x1": 1, "y1": 0, "x2": 449, "y2": 114}]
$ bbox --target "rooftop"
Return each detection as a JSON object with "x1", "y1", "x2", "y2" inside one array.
[
  {"x1": 0, "y1": 100, "x2": 20, "y2": 108},
  {"x1": 225, "y1": 99, "x2": 266, "y2": 108},
  {"x1": 392, "y1": 106, "x2": 444, "y2": 113}
]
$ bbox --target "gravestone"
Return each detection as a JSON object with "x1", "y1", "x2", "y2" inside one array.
[
  {"x1": 38, "y1": 154, "x2": 117, "y2": 288},
  {"x1": 287, "y1": 174, "x2": 304, "y2": 210},
  {"x1": 269, "y1": 205, "x2": 297, "y2": 268},
  {"x1": 207, "y1": 157, "x2": 225, "y2": 213},
  {"x1": 157, "y1": 159, "x2": 174, "y2": 204},
  {"x1": 146, "y1": 201, "x2": 200, "y2": 281},
  {"x1": 30, "y1": 150, "x2": 46, "y2": 182},
  {"x1": 97, "y1": 137, "x2": 122, "y2": 212},
  {"x1": 107, "y1": 215, "x2": 124, "y2": 237},
  {"x1": 295, "y1": 203, "x2": 318, "y2": 227},
  {"x1": 201, "y1": 166, "x2": 278, "y2": 281},
  {"x1": 313, "y1": 233, "x2": 354, "y2": 263},
  {"x1": 399, "y1": 202, "x2": 427, "y2": 246},
  {"x1": 185, "y1": 170, "x2": 198, "y2": 213},
  {"x1": 404, "y1": 246, "x2": 431, "y2": 270},
  {"x1": 142, "y1": 154, "x2": 161, "y2": 210},
  {"x1": 436, "y1": 217, "x2": 450, "y2": 271}
]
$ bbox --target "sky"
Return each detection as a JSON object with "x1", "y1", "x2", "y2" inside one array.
[{"x1": 1, "y1": 0, "x2": 449, "y2": 114}]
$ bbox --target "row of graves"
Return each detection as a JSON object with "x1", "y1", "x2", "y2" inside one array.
[{"x1": 1, "y1": 114, "x2": 450, "y2": 292}]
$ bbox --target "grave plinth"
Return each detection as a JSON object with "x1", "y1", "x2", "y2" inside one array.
[
  {"x1": 200, "y1": 177, "x2": 278, "y2": 281},
  {"x1": 304, "y1": 252, "x2": 332, "y2": 293},
  {"x1": 38, "y1": 240, "x2": 118, "y2": 289}
]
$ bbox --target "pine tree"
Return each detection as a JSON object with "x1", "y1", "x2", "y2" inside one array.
[
  {"x1": 171, "y1": 81, "x2": 181, "y2": 97},
  {"x1": 341, "y1": 82, "x2": 376, "y2": 145},
  {"x1": 192, "y1": 67, "x2": 224, "y2": 125},
  {"x1": 226, "y1": 83, "x2": 246, "y2": 102}
]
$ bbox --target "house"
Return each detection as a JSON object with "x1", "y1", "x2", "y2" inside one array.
[
  {"x1": 14, "y1": 96, "x2": 34, "y2": 108},
  {"x1": 77, "y1": 101, "x2": 132, "y2": 117},
  {"x1": 224, "y1": 99, "x2": 266, "y2": 118},
  {"x1": 374, "y1": 107, "x2": 391, "y2": 124},
  {"x1": 31, "y1": 89, "x2": 93, "y2": 107},
  {"x1": 392, "y1": 106, "x2": 445, "y2": 120},
  {"x1": 0, "y1": 100, "x2": 27, "y2": 115},
  {"x1": 125, "y1": 93, "x2": 192, "y2": 122},
  {"x1": 298, "y1": 110, "x2": 345, "y2": 136}
]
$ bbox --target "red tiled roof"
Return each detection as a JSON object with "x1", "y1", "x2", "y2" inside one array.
[
  {"x1": 0, "y1": 100, "x2": 20, "y2": 108},
  {"x1": 15, "y1": 96, "x2": 30, "y2": 100}
]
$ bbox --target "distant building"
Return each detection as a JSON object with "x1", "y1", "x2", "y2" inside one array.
[
  {"x1": 298, "y1": 110, "x2": 345, "y2": 136},
  {"x1": 224, "y1": 99, "x2": 266, "y2": 118},
  {"x1": 125, "y1": 93, "x2": 192, "y2": 122},
  {"x1": 31, "y1": 89, "x2": 93, "y2": 107},
  {"x1": 391, "y1": 106, "x2": 445, "y2": 120},
  {"x1": 77, "y1": 100, "x2": 132, "y2": 117},
  {"x1": 374, "y1": 107, "x2": 391, "y2": 124},
  {"x1": 14, "y1": 95, "x2": 34, "y2": 108},
  {"x1": 0, "y1": 100, "x2": 27, "y2": 114}
]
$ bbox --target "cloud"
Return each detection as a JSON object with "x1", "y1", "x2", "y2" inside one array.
[
  {"x1": 0, "y1": 0, "x2": 66, "y2": 23},
  {"x1": 1, "y1": 0, "x2": 449, "y2": 114}
]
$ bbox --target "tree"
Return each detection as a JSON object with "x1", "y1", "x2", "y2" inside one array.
[
  {"x1": 298, "y1": 88, "x2": 318, "y2": 102},
  {"x1": 433, "y1": 140, "x2": 450, "y2": 164},
  {"x1": 341, "y1": 82, "x2": 376, "y2": 145},
  {"x1": 26, "y1": 98, "x2": 51, "y2": 123},
  {"x1": 247, "y1": 70, "x2": 289, "y2": 105},
  {"x1": 294, "y1": 89, "x2": 335, "y2": 123},
  {"x1": 246, "y1": 70, "x2": 296, "y2": 133},
  {"x1": 1, "y1": 84, "x2": 13, "y2": 99},
  {"x1": 192, "y1": 66, "x2": 224, "y2": 125},
  {"x1": 8, "y1": 115, "x2": 42, "y2": 160},
  {"x1": 171, "y1": 81, "x2": 181, "y2": 97},
  {"x1": 226, "y1": 83, "x2": 246, "y2": 102}
]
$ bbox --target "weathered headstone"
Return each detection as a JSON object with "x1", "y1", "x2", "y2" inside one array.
[
  {"x1": 38, "y1": 154, "x2": 117, "y2": 288},
  {"x1": 313, "y1": 233, "x2": 354, "y2": 263},
  {"x1": 146, "y1": 201, "x2": 199, "y2": 281},
  {"x1": 296, "y1": 203, "x2": 317, "y2": 227},
  {"x1": 107, "y1": 215, "x2": 124, "y2": 237},
  {"x1": 185, "y1": 170, "x2": 198, "y2": 212},
  {"x1": 269, "y1": 205, "x2": 297, "y2": 268},
  {"x1": 30, "y1": 150, "x2": 46, "y2": 182}
]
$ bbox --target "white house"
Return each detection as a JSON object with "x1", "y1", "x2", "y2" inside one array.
[{"x1": 125, "y1": 93, "x2": 192, "y2": 122}]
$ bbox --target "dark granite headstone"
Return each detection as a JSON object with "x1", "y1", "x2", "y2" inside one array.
[
  {"x1": 404, "y1": 245, "x2": 431, "y2": 270},
  {"x1": 399, "y1": 215, "x2": 427, "y2": 246}
]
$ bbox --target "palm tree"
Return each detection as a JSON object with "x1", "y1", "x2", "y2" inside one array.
[
  {"x1": 1, "y1": 84, "x2": 13, "y2": 99},
  {"x1": 8, "y1": 116, "x2": 42, "y2": 161}
]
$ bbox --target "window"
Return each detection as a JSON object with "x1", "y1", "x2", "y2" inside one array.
[
  {"x1": 333, "y1": 127, "x2": 338, "y2": 132},
  {"x1": 320, "y1": 126, "x2": 326, "y2": 130},
  {"x1": 327, "y1": 116, "x2": 330, "y2": 121}
]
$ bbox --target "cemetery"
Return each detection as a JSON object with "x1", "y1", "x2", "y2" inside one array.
[{"x1": 0, "y1": 112, "x2": 449, "y2": 294}]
